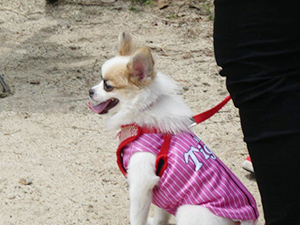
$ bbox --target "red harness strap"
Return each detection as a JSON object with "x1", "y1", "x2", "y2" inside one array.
[
  {"x1": 117, "y1": 124, "x2": 142, "y2": 177},
  {"x1": 116, "y1": 124, "x2": 171, "y2": 177},
  {"x1": 154, "y1": 134, "x2": 171, "y2": 177}
]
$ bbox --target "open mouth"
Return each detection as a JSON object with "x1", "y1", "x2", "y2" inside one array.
[{"x1": 88, "y1": 98, "x2": 119, "y2": 114}]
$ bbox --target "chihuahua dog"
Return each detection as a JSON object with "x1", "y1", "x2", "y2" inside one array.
[{"x1": 88, "y1": 32, "x2": 258, "y2": 225}]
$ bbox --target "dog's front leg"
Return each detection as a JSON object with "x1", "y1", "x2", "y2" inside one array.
[{"x1": 127, "y1": 152, "x2": 159, "y2": 225}]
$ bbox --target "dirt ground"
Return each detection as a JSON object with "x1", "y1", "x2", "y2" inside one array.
[{"x1": 0, "y1": 0, "x2": 264, "y2": 224}]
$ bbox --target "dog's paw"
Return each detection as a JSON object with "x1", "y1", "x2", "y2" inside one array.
[
  {"x1": 147, "y1": 218, "x2": 170, "y2": 225},
  {"x1": 147, "y1": 218, "x2": 154, "y2": 225}
]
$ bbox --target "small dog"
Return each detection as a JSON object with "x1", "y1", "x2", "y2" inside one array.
[{"x1": 88, "y1": 32, "x2": 258, "y2": 225}]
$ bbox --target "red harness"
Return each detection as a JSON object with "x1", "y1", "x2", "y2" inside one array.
[
  {"x1": 116, "y1": 124, "x2": 171, "y2": 177},
  {"x1": 116, "y1": 95, "x2": 231, "y2": 177}
]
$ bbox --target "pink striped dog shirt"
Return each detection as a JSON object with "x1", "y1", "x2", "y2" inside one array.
[{"x1": 117, "y1": 125, "x2": 259, "y2": 221}]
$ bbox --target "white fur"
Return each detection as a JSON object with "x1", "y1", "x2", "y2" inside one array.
[
  {"x1": 102, "y1": 56, "x2": 130, "y2": 76},
  {"x1": 106, "y1": 71, "x2": 192, "y2": 134},
  {"x1": 90, "y1": 41, "x2": 258, "y2": 225},
  {"x1": 176, "y1": 205, "x2": 235, "y2": 225},
  {"x1": 147, "y1": 207, "x2": 170, "y2": 225},
  {"x1": 127, "y1": 152, "x2": 159, "y2": 225}
]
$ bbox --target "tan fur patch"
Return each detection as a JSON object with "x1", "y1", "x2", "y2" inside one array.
[
  {"x1": 118, "y1": 32, "x2": 137, "y2": 56},
  {"x1": 104, "y1": 44, "x2": 157, "y2": 92},
  {"x1": 104, "y1": 64, "x2": 131, "y2": 89}
]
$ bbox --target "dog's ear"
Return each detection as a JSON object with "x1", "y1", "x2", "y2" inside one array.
[
  {"x1": 127, "y1": 47, "x2": 155, "y2": 86},
  {"x1": 118, "y1": 31, "x2": 137, "y2": 56}
]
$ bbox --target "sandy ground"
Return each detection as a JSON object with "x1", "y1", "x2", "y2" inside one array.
[{"x1": 0, "y1": 0, "x2": 264, "y2": 224}]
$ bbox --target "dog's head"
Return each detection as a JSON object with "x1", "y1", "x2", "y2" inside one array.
[
  {"x1": 88, "y1": 32, "x2": 157, "y2": 115},
  {"x1": 89, "y1": 32, "x2": 192, "y2": 133}
]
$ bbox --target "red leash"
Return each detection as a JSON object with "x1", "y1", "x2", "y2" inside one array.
[{"x1": 191, "y1": 95, "x2": 231, "y2": 127}]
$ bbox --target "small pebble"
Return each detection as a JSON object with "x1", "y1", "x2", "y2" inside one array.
[
  {"x1": 7, "y1": 194, "x2": 15, "y2": 200},
  {"x1": 29, "y1": 81, "x2": 40, "y2": 85},
  {"x1": 19, "y1": 178, "x2": 32, "y2": 185},
  {"x1": 182, "y1": 53, "x2": 192, "y2": 59}
]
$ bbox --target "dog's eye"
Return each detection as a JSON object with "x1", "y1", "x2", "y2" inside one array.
[{"x1": 104, "y1": 80, "x2": 114, "y2": 92}]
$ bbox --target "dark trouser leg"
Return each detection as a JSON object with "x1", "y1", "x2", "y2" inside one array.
[
  {"x1": 229, "y1": 77, "x2": 300, "y2": 225},
  {"x1": 214, "y1": 1, "x2": 300, "y2": 224},
  {"x1": 246, "y1": 134, "x2": 300, "y2": 224}
]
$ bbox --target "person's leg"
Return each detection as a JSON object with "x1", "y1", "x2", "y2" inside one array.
[
  {"x1": 237, "y1": 76, "x2": 300, "y2": 224},
  {"x1": 247, "y1": 134, "x2": 300, "y2": 224},
  {"x1": 214, "y1": 1, "x2": 300, "y2": 224}
]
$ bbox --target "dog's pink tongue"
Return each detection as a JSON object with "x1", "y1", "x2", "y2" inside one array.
[{"x1": 88, "y1": 100, "x2": 110, "y2": 114}]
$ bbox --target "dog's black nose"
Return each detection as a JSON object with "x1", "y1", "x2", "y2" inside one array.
[{"x1": 89, "y1": 88, "x2": 95, "y2": 98}]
